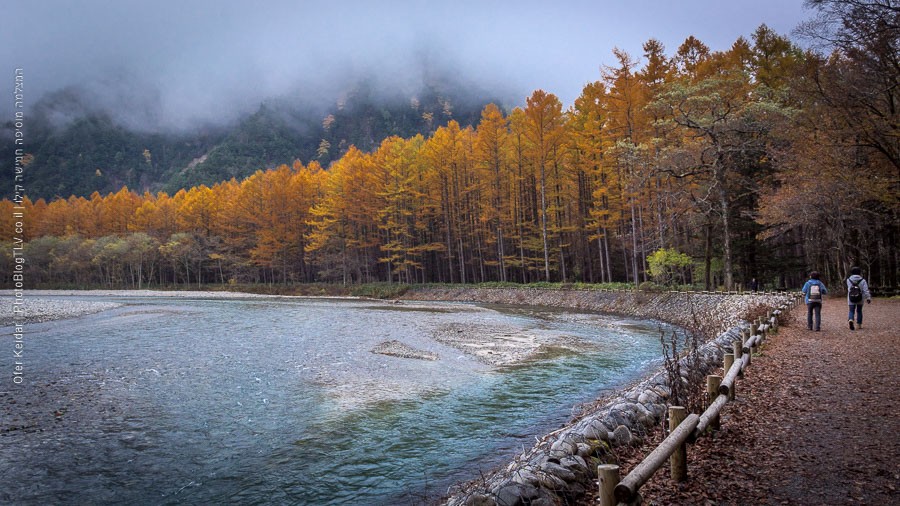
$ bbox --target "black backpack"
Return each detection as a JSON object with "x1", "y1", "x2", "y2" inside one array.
[{"x1": 848, "y1": 278, "x2": 863, "y2": 304}]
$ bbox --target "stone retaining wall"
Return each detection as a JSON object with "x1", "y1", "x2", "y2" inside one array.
[{"x1": 401, "y1": 287, "x2": 793, "y2": 506}]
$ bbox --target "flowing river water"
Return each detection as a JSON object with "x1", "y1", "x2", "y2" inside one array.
[{"x1": 1, "y1": 295, "x2": 670, "y2": 504}]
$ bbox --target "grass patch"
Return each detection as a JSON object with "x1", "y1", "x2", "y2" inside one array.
[
  {"x1": 377, "y1": 281, "x2": 647, "y2": 292},
  {"x1": 348, "y1": 283, "x2": 411, "y2": 299}
]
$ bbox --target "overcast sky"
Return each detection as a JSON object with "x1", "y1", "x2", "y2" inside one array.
[{"x1": 2, "y1": 0, "x2": 812, "y2": 130}]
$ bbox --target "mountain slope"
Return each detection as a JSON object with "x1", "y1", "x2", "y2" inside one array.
[{"x1": 3, "y1": 78, "x2": 510, "y2": 199}]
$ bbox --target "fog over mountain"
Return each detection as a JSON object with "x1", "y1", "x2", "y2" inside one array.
[{"x1": 3, "y1": 0, "x2": 810, "y2": 132}]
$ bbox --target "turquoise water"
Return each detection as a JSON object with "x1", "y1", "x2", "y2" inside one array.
[{"x1": 1, "y1": 296, "x2": 667, "y2": 504}]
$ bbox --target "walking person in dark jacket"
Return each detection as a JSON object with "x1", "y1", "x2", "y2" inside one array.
[
  {"x1": 801, "y1": 271, "x2": 827, "y2": 331},
  {"x1": 846, "y1": 266, "x2": 872, "y2": 330}
]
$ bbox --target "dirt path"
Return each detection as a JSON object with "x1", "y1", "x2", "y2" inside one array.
[{"x1": 589, "y1": 298, "x2": 900, "y2": 505}]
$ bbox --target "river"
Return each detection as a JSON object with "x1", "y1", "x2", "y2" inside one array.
[{"x1": 1, "y1": 295, "x2": 669, "y2": 504}]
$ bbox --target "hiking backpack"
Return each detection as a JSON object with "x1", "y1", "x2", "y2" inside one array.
[
  {"x1": 848, "y1": 278, "x2": 863, "y2": 304},
  {"x1": 809, "y1": 283, "x2": 822, "y2": 302}
]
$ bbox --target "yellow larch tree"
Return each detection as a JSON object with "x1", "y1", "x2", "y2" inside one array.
[
  {"x1": 523, "y1": 90, "x2": 567, "y2": 281},
  {"x1": 371, "y1": 135, "x2": 428, "y2": 283},
  {"x1": 474, "y1": 103, "x2": 514, "y2": 282}
]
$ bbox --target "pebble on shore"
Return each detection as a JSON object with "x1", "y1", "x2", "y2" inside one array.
[{"x1": 1, "y1": 298, "x2": 122, "y2": 326}]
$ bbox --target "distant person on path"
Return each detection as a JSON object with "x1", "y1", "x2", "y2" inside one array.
[
  {"x1": 802, "y1": 271, "x2": 827, "y2": 331},
  {"x1": 846, "y1": 266, "x2": 872, "y2": 330},
  {"x1": 750, "y1": 278, "x2": 759, "y2": 292}
]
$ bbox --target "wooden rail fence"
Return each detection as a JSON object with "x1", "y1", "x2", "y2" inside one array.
[{"x1": 598, "y1": 295, "x2": 799, "y2": 505}]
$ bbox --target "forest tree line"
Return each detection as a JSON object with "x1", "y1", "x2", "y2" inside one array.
[{"x1": 5, "y1": 4, "x2": 898, "y2": 291}]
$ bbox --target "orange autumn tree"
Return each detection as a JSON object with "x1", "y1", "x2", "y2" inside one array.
[
  {"x1": 420, "y1": 121, "x2": 479, "y2": 283},
  {"x1": 602, "y1": 49, "x2": 654, "y2": 286},
  {"x1": 371, "y1": 135, "x2": 430, "y2": 284},
  {"x1": 571, "y1": 80, "x2": 619, "y2": 283},
  {"x1": 99, "y1": 186, "x2": 142, "y2": 235},
  {"x1": 523, "y1": 90, "x2": 567, "y2": 281},
  {"x1": 506, "y1": 107, "x2": 544, "y2": 282},
  {"x1": 474, "y1": 103, "x2": 514, "y2": 282},
  {"x1": 132, "y1": 192, "x2": 182, "y2": 242},
  {"x1": 236, "y1": 163, "x2": 321, "y2": 283},
  {"x1": 307, "y1": 147, "x2": 381, "y2": 283}
]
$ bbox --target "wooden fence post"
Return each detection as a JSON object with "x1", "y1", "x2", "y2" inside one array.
[
  {"x1": 733, "y1": 340, "x2": 743, "y2": 378},
  {"x1": 723, "y1": 354, "x2": 735, "y2": 400},
  {"x1": 669, "y1": 406, "x2": 688, "y2": 481},
  {"x1": 707, "y1": 375, "x2": 722, "y2": 430},
  {"x1": 614, "y1": 413, "x2": 700, "y2": 503},
  {"x1": 597, "y1": 464, "x2": 620, "y2": 506},
  {"x1": 745, "y1": 329, "x2": 753, "y2": 367}
]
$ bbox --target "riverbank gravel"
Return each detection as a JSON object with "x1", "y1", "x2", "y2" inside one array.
[
  {"x1": 0, "y1": 290, "x2": 274, "y2": 326},
  {"x1": 371, "y1": 340, "x2": 439, "y2": 361},
  {"x1": 1, "y1": 298, "x2": 122, "y2": 325}
]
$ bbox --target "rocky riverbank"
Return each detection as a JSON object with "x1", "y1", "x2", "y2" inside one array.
[{"x1": 403, "y1": 286, "x2": 781, "y2": 337}]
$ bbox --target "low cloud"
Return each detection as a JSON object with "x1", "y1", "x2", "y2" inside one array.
[{"x1": 2, "y1": 0, "x2": 809, "y2": 131}]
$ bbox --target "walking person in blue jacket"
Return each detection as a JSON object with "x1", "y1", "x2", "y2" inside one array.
[
  {"x1": 802, "y1": 271, "x2": 827, "y2": 331},
  {"x1": 846, "y1": 266, "x2": 872, "y2": 330}
]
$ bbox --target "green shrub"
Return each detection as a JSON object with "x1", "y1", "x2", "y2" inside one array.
[
  {"x1": 638, "y1": 281, "x2": 665, "y2": 292},
  {"x1": 648, "y1": 248, "x2": 693, "y2": 286}
]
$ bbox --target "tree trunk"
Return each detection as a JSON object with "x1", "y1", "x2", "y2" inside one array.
[
  {"x1": 597, "y1": 231, "x2": 606, "y2": 284},
  {"x1": 705, "y1": 220, "x2": 713, "y2": 291},
  {"x1": 604, "y1": 232, "x2": 612, "y2": 283},
  {"x1": 442, "y1": 176, "x2": 455, "y2": 284},
  {"x1": 630, "y1": 202, "x2": 640, "y2": 287},
  {"x1": 638, "y1": 201, "x2": 648, "y2": 283},
  {"x1": 716, "y1": 166, "x2": 734, "y2": 291},
  {"x1": 540, "y1": 161, "x2": 551, "y2": 281},
  {"x1": 494, "y1": 161, "x2": 507, "y2": 282},
  {"x1": 496, "y1": 224, "x2": 506, "y2": 282}
]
